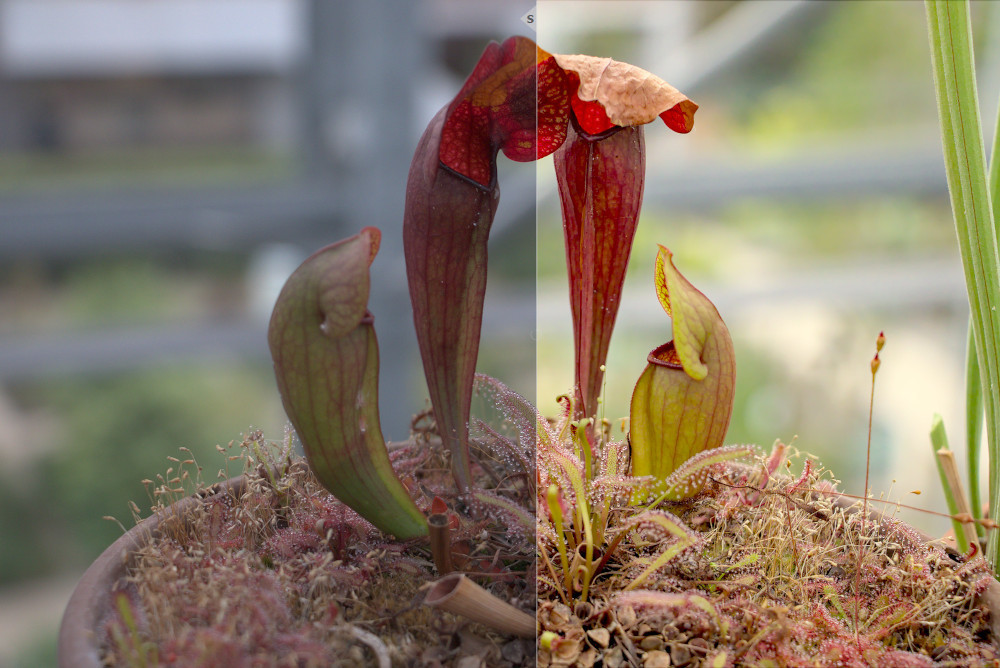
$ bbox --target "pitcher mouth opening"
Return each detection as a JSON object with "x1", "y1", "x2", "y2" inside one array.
[{"x1": 647, "y1": 341, "x2": 683, "y2": 369}]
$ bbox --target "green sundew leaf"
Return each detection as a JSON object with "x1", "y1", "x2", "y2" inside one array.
[
  {"x1": 546, "y1": 484, "x2": 571, "y2": 584},
  {"x1": 547, "y1": 442, "x2": 597, "y2": 595},
  {"x1": 549, "y1": 446, "x2": 596, "y2": 599},
  {"x1": 824, "y1": 584, "x2": 847, "y2": 619},
  {"x1": 707, "y1": 653, "x2": 729, "y2": 668},
  {"x1": 613, "y1": 590, "x2": 724, "y2": 638},
  {"x1": 646, "y1": 444, "x2": 756, "y2": 503},
  {"x1": 268, "y1": 228, "x2": 427, "y2": 540},
  {"x1": 689, "y1": 595, "x2": 729, "y2": 639},
  {"x1": 467, "y1": 489, "x2": 534, "y2": 539},
  {"x1": 630, "y1": 249, "x2": 737, "y2": 492},
  {"x1": 549, "y1": 449, "x2": 590, "y2": 519},
  {"x1": 712, "y1": 552, "x2": 761, "y2": 573},
  {"x1": 572, "y1": 418, "x2": 595, "y2": 480},
  {"x1": 614, "y1": 510, "x2": 697, "y2": 590}
]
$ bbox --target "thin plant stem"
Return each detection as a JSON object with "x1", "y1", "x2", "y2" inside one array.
[
  {"x1": 856, "y1": 341, "x2": 880, "y2": 639},
  {"x1": 965, "y1": 323, "x2": 984, "y2": 533},
  {"x1": 538, "y1": 545, "x2": 570, "y2": 606}
]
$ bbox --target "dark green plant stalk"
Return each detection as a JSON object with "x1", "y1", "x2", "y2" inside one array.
[{"x1": 926, "y1": 0, "x2": 1000, "y2": 566}]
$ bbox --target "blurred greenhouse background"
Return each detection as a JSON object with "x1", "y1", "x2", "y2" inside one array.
[{"x1": 0, "y1": 0, "x2": 992, "y2": 664}]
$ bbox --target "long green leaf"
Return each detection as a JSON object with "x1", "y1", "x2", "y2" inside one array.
[
  {"x1": 926, "y1": 0, "x2": 1000, "y2": 566},
  {"x1": 972, "y1": 36, "x2": 1000, "y2": 534},
  {"x1": 965, "y1": 323, "x2": 983, "y2": 532}
]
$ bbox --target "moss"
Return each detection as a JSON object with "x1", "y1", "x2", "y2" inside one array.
[
  {"x1": 538, "y1": 429, "x2": 998, "y2": 667},
  {"x1": 102, "y1": 428, "x2": 535, "y2": 667}
]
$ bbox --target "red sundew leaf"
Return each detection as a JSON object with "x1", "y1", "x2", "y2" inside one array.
[
  {"x1": 646, "y1": 445, "x2": 756, "y2": 502},
  {"x1": 267, "y1": 228, "x2": 427, "y2": 540},
  {"x1": 554, "y1": 119, "x2": 645, "y2": 419},
  {"x1": 440, "y1": 36, "x2": 570, "y2": 186},
  {"x1": 553, "y1": 53, "x2": 698, "y2": 134}
]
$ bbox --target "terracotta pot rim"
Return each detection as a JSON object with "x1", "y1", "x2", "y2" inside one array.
[{"x1": 57, "y1": 475, "x2": 247, "y2": 668}]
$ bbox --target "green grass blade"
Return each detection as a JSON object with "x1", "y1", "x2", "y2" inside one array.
[
  {"x1": 926, "y1": 0, "x2": 1000, "y2": 567},
  {"x1": 965, "y1": 322, "x2": 984, "y2": 532},
  {"x1": 974, "y1": 44, "x2": 1000, "y2": 535},
  {"x1": 930, "y1": 414, "x2": 970, "y2": 553}
]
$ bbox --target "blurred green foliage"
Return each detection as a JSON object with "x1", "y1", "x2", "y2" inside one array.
[
  {"x1": 45, "y1": 366, "x2": 273, "y2": 544},
  {"x1": 1, "y1": 363, "x2": 280, "y2": 583},
  {"x1": 0, "y1": 147, "x2": 292, "y2": 194},
  {"x1": 723, "y1": 1, "x2": 936, "y2": 149},
  {"x1": 9, "y1": 626, "x2": 58, "y2": 668},
  {"x1": 0, "y1": 252, "x2": 247, "y2": 335},
  {"x1": 537, "y1": 195, "x2": 957, "y2": 283}
]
